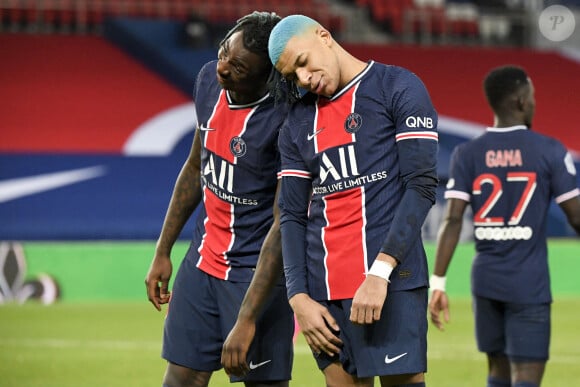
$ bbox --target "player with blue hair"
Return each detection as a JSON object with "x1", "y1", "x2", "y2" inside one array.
[
  {"x1": 268, "y1": 15, "x2": 318, "y2": 68},
  {"x1": 269, "y1": 14, "x2": 438, "y2": 387}
]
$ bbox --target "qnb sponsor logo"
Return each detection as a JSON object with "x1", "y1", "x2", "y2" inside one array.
[
  {"x1": 405, "y1": 116, "x2": 434, "y2": 129},
  {"x1": 474, "y1": 226, "x2": 533, "y2": 241}
]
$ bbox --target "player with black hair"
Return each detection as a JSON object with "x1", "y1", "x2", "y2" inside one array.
[
  {"x1": 430, "y1": 65, "x2": 580, "y2": 387},
  {"x1": 145, "y1": 11, "x2": 294, "y2": 387},
  {"x1": 483, "y1": 66, "x2": 532, "y2": 113}
]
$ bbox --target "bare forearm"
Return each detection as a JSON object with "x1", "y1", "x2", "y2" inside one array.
[
  {"x1": 560, "y1": 196, "x2": 580, "y2": 235},
  {"x1": 156, "y1": 159, "x2": 201, "y2": 256},
  {"x1": 237, "y1": 224, "x2": 283, "y2": 322},
  {"x1": 433, "y1": 218, "x2": 462, "y2": 276}
]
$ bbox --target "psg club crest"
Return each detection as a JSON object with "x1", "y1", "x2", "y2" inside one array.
[
  {"x1": 344, "y1": 113, "x2": 362, "y2": 133},
  {"x1": 230, "y1": 136, "x2": 247, "y2": 157}
]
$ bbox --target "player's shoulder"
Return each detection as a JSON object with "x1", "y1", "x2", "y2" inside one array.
[
  {"x1": 196, "y1": 60, "x2": 217, "y2": 84},
  {"x1": 369, "y1": 62, "x2": 430, "y2": 103},
  {"x1": 527, "y1": 130, "x2": 566, "y2": 149},
  {"x1": 371, "y1": 62, "x2": 424, "y2": 84},
  {"x1": 286, "y1": 92, "x2": 316, "y2": 116},
  {"x1": 502, "y1": 129, "x2": 568, "y2": 155},
  {"x1": 193, "y1": 60, "x2": 221, "y2": 101},
  {"x1": 280, "y1": 99, "x2": 313, "y2": 141},
  {"x1": 459, "y1": 128, "x2": 567, "y2": 158},
  {"x1": 450, "y1": 137, "x2": 479, "y2": 162},
  {"x1": 199, "y1": 60, "x2": 217, "y2": 75}
]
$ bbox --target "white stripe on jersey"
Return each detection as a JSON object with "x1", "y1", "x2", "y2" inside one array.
[
  {"x1": 396, "y1": 131, "x2": 438, "y2": 142},
  {"x1": 445, "y1": 190, "x2": 470, "y2": 202},
  {"x1": 555, "y1": 188, "x2": 580, "y2": 204},
  {"x1": 280, "y1": 169, "x2": 312, "y2": 179}
]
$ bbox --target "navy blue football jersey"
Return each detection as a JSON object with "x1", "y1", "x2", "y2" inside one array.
[
  {"x1": 187, "y1": 60, "x2": 288, "y2": 282},
  {"x1": 446, "y1": 125, "x2": 580, "y2": 303},
  {"x1": 279, "y1": 62, "x2": 438, "y2": 301}
]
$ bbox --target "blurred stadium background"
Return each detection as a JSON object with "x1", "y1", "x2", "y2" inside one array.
[{"x1": 1, "y1": 0, "x2": 579, "y2": 386}]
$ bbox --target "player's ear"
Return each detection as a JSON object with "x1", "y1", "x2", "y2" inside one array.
[
  {"x1": 317, "y1": 27, "x2": 332, "y2": 46},
  {"x1": 516, "y1": 94, "x2": 526, "y2": 112}
]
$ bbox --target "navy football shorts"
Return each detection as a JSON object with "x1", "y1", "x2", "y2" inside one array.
[
  {"x1": 313, "y1": 287, "x2": 428, "y2": 378},
  {"x1": 473, "y1": 295, "x2": 550, "y2": 362},
  {"x1": 162, "y1": 256, "x2": 294, "y2": 382}
]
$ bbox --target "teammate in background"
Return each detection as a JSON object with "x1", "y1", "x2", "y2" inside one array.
[
  {"x1": 144, "y1": 12, "x2": 294, "y2": 387},
  {"x1": 268, "y1": 15, "x2": 438, "y2": 386},
  {"x1": 429, "y1": 65, "x2": 580, "y2": 387}
]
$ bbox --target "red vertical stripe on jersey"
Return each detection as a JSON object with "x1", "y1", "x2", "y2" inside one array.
[
  {"x1": 323, "y1": 187, "x2": 367, "y2": 300},
  {"x1": 204, "y1": 91, "x2": 253, "y2": 163},
  {"x1": 197, "y1": 188, "x2": 234, "y2": 280},
  {"x1": 197, "y1": 91, "x2": 253, "y2": 279},
  {"x1": 315, "y1": 87, "x2": 357, "y2": 153}
]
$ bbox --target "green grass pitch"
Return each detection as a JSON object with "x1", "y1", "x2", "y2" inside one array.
[
  {"x1": 0, "y1": 240, "x2": 578, "y2": 386},
  {"x1": 2, "y1": 299, "x2": 580, "y2": 386}
]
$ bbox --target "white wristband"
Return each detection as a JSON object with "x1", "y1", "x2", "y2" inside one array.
[
  {"x1": 430, "y1": 274, "x2": 446, "y2": 292},
  {"x1": 367, "y1": 260, "x2": 394, "y2": 283}
]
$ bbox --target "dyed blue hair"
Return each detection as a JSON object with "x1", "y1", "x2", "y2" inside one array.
[{"x1": 268, "y1": 14, "x2": 318, "y2": 66}]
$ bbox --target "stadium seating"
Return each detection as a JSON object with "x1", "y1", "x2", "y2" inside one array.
[
  {"x1": 0, "y1": 0, "x2": 346, "y2": 35},
  {"x1": 352, "y1": 0, "x2": 481, "y2": 43},
  {"x1": 3, "y1": 0, "x2": 564, "y2": 46}
]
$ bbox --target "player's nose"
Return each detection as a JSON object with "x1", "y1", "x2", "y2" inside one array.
[
  {"x1": 217, "y1": 60, "x2": 231, "y2": 79},
  {"x1": 296, "y1": 68, "x2": 312, "y2": 88}
]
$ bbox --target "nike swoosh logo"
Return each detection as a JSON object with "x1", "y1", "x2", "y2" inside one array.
[
  {"x1": 384, "y1": 352, "x2": 407, "y2": 364},
  {"x1": 0, "y1": 166, "x2": 106, "y2": 203},
  {"x1": 307, "y1": 128, "x2": 324, "y2": 140},
  {"x1": 248, "y1": 359, "x2": 271, "y2": 370},
  {"x1": 199, "y1": 124, "x2": 215, "y2": 131}
]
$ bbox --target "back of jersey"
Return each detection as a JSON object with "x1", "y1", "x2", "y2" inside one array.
[{"x1": 445, "y1": 126, "x2": 578, "y2": 303}]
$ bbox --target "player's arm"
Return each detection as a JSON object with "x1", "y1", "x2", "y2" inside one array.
[
  {"x1": 221, "y1": 180, "x2": 285, "y2": 377},
  {"x1": 559, "y1": 195, "x2": 580, "y2": 235},
  {"x1": 379, "y1": 71, "x2": 439, "y2": 265},
  {"x1": 351, "y1": 70, "x2": 438, "y2": 325},
  {"x1": 433, "y1": 198, "x2": 467, "y2": 276},
  {"x1": 280, "y1": 175, "x2": 343, "y2": 356},
  {"x1": 145, "y1": 129, "x2": 203, "y2": 311},
  {"x1": 351, "y1": 138, "x2": 438, "y2": 325},
  {"x1": 550, "y1": 148, "x2": 580, "y2": 235},
  {"x1": 428, "y1": 197, "x2": 468, "y2": 330}
]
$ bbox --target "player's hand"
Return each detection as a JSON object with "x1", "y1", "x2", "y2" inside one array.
[
  {"x1": 144, "y1": 255, "x2": 172, "y2": 311},
  {"x1": 429, "y1": 289, "x2": 450, "y2": 331},
  {"x1": 350, "y1": 275, "x2": 388, "y2": 325},
  {"x1": 221, "y1": 319, "x2": 255, "y2": 377},
  {"x1": 290, "y1": 293, "x2": 342, "y2": 357}
]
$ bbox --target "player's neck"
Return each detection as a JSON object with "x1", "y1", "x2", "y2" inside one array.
[
  {"x1": 494, "y1": 116, "x2": 526, "y2": 128},
  {"x1": 338, "y1": 50, "x2": 367, "y2": 90},
  {"x1": 229, "y1": 89, "x2": 267, "y2": 105}
]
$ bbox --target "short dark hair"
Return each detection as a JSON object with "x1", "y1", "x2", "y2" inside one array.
[
  {"x1": 221, "y1": 11, "x2": 299, "y2": 104},
  {"x1": 483, "y1": 65, "x2": 529, "y2": 111},
  {"x1": 220, "y1": 11, "x2": 281, "y2": 60}
]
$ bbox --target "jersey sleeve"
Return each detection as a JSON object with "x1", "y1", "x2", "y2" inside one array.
[
  {"x1": 379, "y1": 69, "x2": 439, "y2": 262},
  {"x1": 550, "y1": 142, "x2": 580, "y2": 203},
  {"x1": 278, "y1": 118, "x2": 312, "y2": 299},
  {"x1": 444, "y1": 143, "x2": 472, "y2": 202}
]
